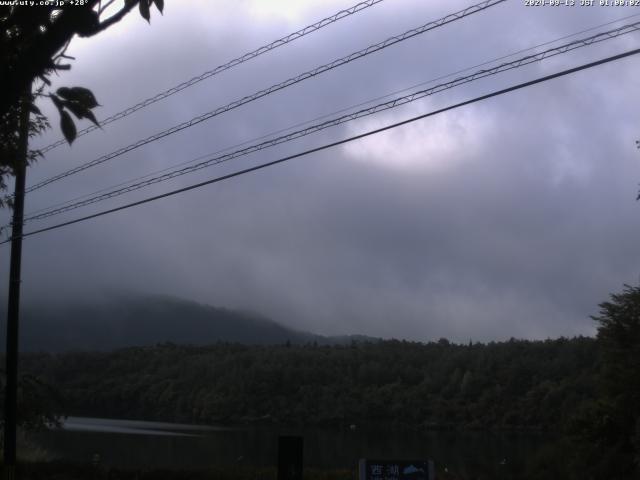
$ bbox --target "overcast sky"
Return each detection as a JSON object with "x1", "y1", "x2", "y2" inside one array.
[{"x1": 1, "y1": 0, "x2": 639, "y2": 342}]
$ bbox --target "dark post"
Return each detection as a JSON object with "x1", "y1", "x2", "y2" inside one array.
[
  {"x1": 3, "y1": 91, "x2": 30, "y2": 478},
  {"x1": 277, "y1": 435, "x2": 303, "y2": 480}
]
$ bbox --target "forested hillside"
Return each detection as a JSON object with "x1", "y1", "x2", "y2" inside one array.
[{"x1": 20, "y1": 337, "x2": 598, "y2": 430}]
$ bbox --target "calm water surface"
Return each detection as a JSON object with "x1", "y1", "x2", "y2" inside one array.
[{"x1": 34, "y1": 417, "x2": 556, "y2": 476}]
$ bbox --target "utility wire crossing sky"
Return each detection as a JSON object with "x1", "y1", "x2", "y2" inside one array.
[
  {"x1": 38, "y1": 0, "x2": 388, "y2": 154},
  {"x1": 13, "y1": 19, "x2": 640, "y2": 227},
  {"x1": 4, "y1": 46, "x2": 639, "y2": 243},
  {"x1": 24, "y1": 0, "x2": 505, "y2": 195}
]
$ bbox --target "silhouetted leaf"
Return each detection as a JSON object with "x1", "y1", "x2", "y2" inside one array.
[
  {"x1": 29, "y1": 104, "x2": 41, "y2": 115},
  {"x1": 57, "y1": 87, "x2": 99, "y2": 109},
  {"x1": 75, "y1": 9, "x2": 100, "y2": 37},
  {"x1": 153, "y1": 0, "x2": 164, "y2": 13},
  {"x1": 56, "y1": 87, "x2": 71, "y2": 98},
  {"x1": 64, "y1": 101, "x2": 100, "y2": 127},
  {"x1": 139, "y1": 0, "x2": 150, "y2": 22},
  {"x1": 61, "y1": 102, "x2": 79, "y2": 118},
  {"x1": 62, "y1": 100, "x2": 101, "y2": 128},
  {"x1": 60, "y1": 110, "x2": 76, "y2": 144},
  {"x1": 62, "y1": 100, "x2": 87, "y2": 119},
  {"x1": 82, "y1": 109, "x2": 100, "y2": 128}
]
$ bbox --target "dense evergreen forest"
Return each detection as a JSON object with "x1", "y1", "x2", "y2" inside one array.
[{"x1": 20, "y1": 337, "x2": 598, "y2": 431}]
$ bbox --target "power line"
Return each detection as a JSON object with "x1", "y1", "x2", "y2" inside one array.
[
  {"x1": 20, "y1": 21, "x2": 640, "y2": 224},
  {"x1": 21, "y1": 20, "x2": 640, "y2": 222},
  {"x1": 23, "y1": 12, "x2": 640, "y2": 219},
  {"x1": 4, "y1": 46, "x2": 638, "y2": 245},
  {"x1": 24, "y1": 0, "x2": 505, "y2": 195},
  {"x1": 37, "y1": 0, "x2": 387, "y2": 154}
]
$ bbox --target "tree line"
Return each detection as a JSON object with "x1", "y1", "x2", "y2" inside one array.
[{"x1": 19, "y1": 337, "x2": 598, "y2": 431}]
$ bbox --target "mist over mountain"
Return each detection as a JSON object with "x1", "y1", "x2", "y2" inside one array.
[{"x1": 8, "y1": 294, "x2": 377, "y2": 352}]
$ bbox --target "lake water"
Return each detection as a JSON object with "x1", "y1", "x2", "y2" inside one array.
[{"x1": 33, "y1": 417, "x2": 558, "y2": 476}]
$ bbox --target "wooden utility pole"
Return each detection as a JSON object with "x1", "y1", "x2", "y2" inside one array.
[{"x1": 4, "y1": 90, "x2": 30, "y2": 479}]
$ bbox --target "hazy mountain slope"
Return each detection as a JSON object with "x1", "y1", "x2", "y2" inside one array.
[{"x1": 12, "y1": 295, "x2": 376, "y2": 352}]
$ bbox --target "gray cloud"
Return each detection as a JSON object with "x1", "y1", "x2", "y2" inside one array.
[{"x1": 1, "y1": 0, "x2": 639, "y2": 343}]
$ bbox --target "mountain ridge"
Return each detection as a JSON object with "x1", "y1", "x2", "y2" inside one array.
[{"x1": 9, "y1": 294, "x2": 379, "y2": 352}]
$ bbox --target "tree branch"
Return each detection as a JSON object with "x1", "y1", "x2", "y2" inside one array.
[
  {"x1": 90, "y1": 0, "x2": 139, "y2": 35},
  {"x1": 98, "y1": 0, "x2": 117, "y2": 15}
]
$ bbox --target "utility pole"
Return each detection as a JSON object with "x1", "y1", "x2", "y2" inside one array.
[{"x1": 4, "y1": 90, "x2": 30, "y2": 479}]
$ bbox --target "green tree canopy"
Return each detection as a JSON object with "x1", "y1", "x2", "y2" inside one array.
[{"x1": 591, "y1": 283, "x2": 640, "y2": 475}]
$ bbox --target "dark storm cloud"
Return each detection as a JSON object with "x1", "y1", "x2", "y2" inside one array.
[{"x1": 1, "y1": 0, "x2": 639, "y2": 342}]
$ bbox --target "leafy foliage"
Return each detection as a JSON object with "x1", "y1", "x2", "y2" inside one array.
[
  {"x1": 587, "y1": 284, "x2": 640, "y2": 476},
  {"x1": 0, "y1": 87, "x2": 49, "y2": 209},
  {"x1": 0, "y1": 0, "x2": 163, "y2": 205},
  {"x1": 20, "y1": 337, "x2": 599, "y2": 431},
  {"x1": 0, "y1": 370, "x2": 63, "y2": 431},
  {"x1": 50, "y1": 86, "x2": 101, "y2": 144}
]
